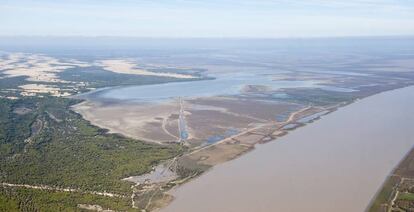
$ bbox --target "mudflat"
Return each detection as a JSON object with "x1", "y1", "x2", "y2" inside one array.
[{"x1": 163, "y1": 86, "x2": 414, "y2": 212}]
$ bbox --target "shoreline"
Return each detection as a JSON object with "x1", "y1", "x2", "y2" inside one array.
[
  {"x1": 72, "y1": 76, "x2": 214, "y2": 102},
  {"x1": 162, "y1": 84, "x2": 414, "y2": 212},
  {"x1": 2, "y1": 37, "x2": 414, "y2": 212},
  {"x1": 69, "y1": 83, "x2": 414, "y2": 211},
  {"x1": 70, "y1": 100, "x2": 168, "y2": 144},
  {"x1": 155, "y1": 84, "x2": 413, "y2": 211},
  {"x1": 366, "y1": 144, "x2": 414, "y2": 211}
]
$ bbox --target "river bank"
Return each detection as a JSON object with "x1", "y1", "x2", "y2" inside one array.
[{"x1": 162, "y1": 85, "x2": 414, "y2": 212}]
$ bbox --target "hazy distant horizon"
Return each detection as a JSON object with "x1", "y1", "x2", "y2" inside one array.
[
  {"x1": 1, "y1": 35, "x2": 413, "y2": 52},
  {"x1": 2, "y1": 0, "x2": 414, "y2": 38},
  {"x1": 1, "y1": 35, "x2": 414, "y2": 39}
]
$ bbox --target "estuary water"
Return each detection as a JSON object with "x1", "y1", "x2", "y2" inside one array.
[
  {"x1": 96, "y1": 73, "x2": 317, "y2": 101},
  {"x1": 86, "y1": 72, "x2": 355, "y2": 102},
  {"x1": 162, "y1": 86, "x2": 414, "y2": 212}
]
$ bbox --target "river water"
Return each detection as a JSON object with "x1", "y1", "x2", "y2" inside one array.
[{"x1": 162, "y1": 86, "x2": 414, "y2": 212}]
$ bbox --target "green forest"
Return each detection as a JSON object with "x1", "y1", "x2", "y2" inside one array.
[{"x1": 0, "y1": 96, "x2": 184, "y2": 210}]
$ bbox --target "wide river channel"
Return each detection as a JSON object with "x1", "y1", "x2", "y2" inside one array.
[{"x1": 162, "y1": 86, "x2": 414, "y2": 212}]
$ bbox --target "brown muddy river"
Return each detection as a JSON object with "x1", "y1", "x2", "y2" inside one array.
[{"x1": 163, "y1": 86, "x2": 414, "y2": 212}]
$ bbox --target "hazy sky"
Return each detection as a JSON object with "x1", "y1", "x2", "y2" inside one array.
[{"x1": 1, "y1": 0, "x2": 414, "y2": 38}]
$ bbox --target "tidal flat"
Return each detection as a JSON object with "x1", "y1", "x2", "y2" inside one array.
[
  {"x1": 73, "y1": 80, "x2": 414, "y2": 211},
  {"x1": 3, "y1": 37, "x2": 414, "y2": 211},
  {"x1": 163, "y1": 85, "x2": 414, "y2": 212},
  {"x1": 72, "y1": 44, "x2": 414, "y2": 210}
]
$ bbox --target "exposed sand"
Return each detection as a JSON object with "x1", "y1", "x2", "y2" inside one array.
[
  {"x1": 72, "y1": 95, "x2": 308, "y2": 148},
  {"x1": 0, "y1": 53, "x2": 90, "y2": 96},
  {"x1": 99, "y1": 59, "x2": 197, "y2": 79},
  {"x1": 72, "y1": 100, "x2": 181, "y2": 143},
  {"x1": 0, "y1": 53, "x2": 89, "y2": 83},
  {"x1": 19, "y1": 84, "x2": 71, "y2": 97},
  {"x1": 0, "y1": 52, "x2": 199, "y2": 97},
  {"x1": 123, "y1": 162, "x2": 178, "y2": 185}
]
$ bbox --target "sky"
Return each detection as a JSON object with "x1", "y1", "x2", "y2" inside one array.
[{"x1": 1, "y1": 0, "x2": 414, "y2": 38}]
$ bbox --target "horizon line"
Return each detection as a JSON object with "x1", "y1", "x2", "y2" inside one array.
[{"x1": 1, "y1": 34, "x2": 413, "y2": 40}]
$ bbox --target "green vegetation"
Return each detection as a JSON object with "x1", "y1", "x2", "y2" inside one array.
[
  {"x1": 368, "y1": 176, "x2": 400, "y2": 212},
  {"x1": 369, "y1": 147, "x2": 414, "y2": 212},
  {"x1": 398, "y1": 192, "x2": 414, "y2": 201},
  {"x1": 0, "y1": 96, "x2": 184, "y2": 210},
  {"x1": 58, "y1": 66, "x2": 200, "y2": 91},
  {"x1": 0, "y1": 186, "x2": 136, "y2": 212},
  {"x1": 283, "y1": 88, "x2": 357, "y2": 106},
  {"x1": 0, "y1": 59, "x2": 201, "y2": 211},
  {"x1": 0, "y1": 65, "x2": 203, "y2": 97},
  {"x1": 0, "y1": 76, "x2": 29, "y2": 97}
]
